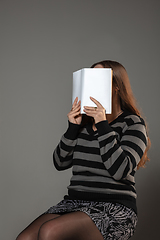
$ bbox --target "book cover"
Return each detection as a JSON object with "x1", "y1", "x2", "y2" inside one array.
[{"x1": 72, "y1": 68, "x2": 112, "y2": 114}]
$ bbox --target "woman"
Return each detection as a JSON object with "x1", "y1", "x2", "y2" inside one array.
[{"x1": 16, "y1": 60, "x2": 150, "y2": 240}]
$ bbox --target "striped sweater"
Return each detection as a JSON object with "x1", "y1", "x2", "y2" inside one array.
[{"x1": 53, "y1": 111, "x2": 148, "y2": 213}]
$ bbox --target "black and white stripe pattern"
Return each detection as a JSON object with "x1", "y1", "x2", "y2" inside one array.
[{"x1": 53, "y1": 111, "x2": 148, "y2": 212}]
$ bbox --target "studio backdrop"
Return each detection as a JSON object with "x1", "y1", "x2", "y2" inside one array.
[{"x1": 0, "y1": 0, "x2": 160, "y2": 239}]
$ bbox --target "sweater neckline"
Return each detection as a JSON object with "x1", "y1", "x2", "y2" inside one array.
[{"x1": 109, "y1": 110, "x2": 125, "y2": 125}]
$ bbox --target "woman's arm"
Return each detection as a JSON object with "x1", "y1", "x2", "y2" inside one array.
[
  {"x1": 53, "y1": 97, "x2": 82, "y2": 171},
  {"x1": 53, "y1": 121, "x2": 81, "y2": 171},
  {"x1": 95, "y1": 118, "x2": 148, "y2": 181},
  {"x1": 84, "y1": 97, "x2": 148, "y2": 181}
]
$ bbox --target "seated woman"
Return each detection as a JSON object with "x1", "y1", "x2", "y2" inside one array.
[{"x1": 16, "y1": 60, "x2": 150, "y2": 240}]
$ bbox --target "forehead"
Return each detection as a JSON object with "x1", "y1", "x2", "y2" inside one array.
[{"x1": 93, "y1": 64, "x2": 104, "y2": 68}]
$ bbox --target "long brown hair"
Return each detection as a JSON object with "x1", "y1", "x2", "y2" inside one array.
[{"x1": 91, "y1": 60, "x2": 150, "y2": 169}]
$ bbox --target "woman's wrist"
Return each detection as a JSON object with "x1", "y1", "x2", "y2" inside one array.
[
  {"x1": 64, "y1": 121, "x2": 81, "y2": 140},
  {"x1": 94, "y1": 115, "x2": 107, "y2": 124}
]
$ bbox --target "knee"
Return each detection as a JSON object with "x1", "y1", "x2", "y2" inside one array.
[
  {"x1": 38, "y1": 221, "x2": 62, "y2": 240},
  {"x1": 16, "y1": 230, "x2": 34, "y2": 240}
]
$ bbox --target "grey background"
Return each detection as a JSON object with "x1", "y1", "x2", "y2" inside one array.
[{"x1": 0, "y1": 0, "x2": 160, "y2": 239}]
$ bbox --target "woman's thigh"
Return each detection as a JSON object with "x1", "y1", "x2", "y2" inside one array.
[
  {"x1": 38, "y1": 211, "x2": 104, "y2": 240},
  {"x1": 16, "y1": 213, "x2": 60, "y2": 240}
]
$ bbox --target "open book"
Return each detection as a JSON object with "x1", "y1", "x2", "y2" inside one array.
[{"x1": 72, "y1": 68, "x2": 112, "y2": 114}]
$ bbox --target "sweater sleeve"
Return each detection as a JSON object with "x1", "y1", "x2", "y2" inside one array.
[
  {"x1": 95, "y1": 119, "x2": 148, "y2": 181},
  {"x1": 53, "y1": 121, "x2": 81, "y2": 171}
]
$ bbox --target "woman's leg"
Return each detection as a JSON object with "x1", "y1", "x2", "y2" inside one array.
[
  {"x1": 38, "y1": 211, "x2": 104, "y2": 240},
  {"x1": 16, "y1": 213, "x2": 60, "y2": 240}
]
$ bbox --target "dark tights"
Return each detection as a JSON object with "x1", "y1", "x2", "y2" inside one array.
[{"x1": 16, "y1": 212, "x2": 103, "y2": 240}]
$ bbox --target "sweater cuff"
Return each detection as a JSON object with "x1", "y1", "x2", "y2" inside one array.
[
  {"x1": 64, "y1": 121, "x2": 81, "y2": 140},
  {"x1": 95, "y1": 120, "x2": 113, "y2": 137}
]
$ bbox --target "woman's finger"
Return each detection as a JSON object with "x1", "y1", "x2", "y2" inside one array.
[
  {"x1": 71, "y1": 106, "x2": 81, "y2": 115},
  {"x1": 72, "y1": 97, "x2": 78, "y2": 109},
  {"x1": 84, "y1": 106, "x2": 97, "y2": 111},
  {"x1": 71, "y1": 100, "x2": 81, "y2": 112},
  {"x1": 83, "y1": 108, "x2": 96, "y2": 115},
  {"x1": 90, "y1": 97, "x2": 103, "y2": 108},
  {"x1": 68, "y1": 107, "x2": 81, "y2": 119},
  {"x1": 69, "y1": 104, "x2": 81, "y2": 115}
]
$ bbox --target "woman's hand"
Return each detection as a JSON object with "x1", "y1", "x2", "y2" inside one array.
[
  {"x1": 83, "y1": 97, "x2": 107, "y2": 124},
  {"x1": 67, "y1": 97, "x2": 82, "y2": 125}
]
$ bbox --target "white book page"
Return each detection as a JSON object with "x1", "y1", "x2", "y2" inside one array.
[
  {"x1": 81, "y1": 68, "x2": 112, "y2": 114},
  {"x1": 72, "y1": 68, "x2": 112, "y2": 114}
]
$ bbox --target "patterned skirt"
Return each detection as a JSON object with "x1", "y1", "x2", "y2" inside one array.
[{"x1": 45, "y1": 199, "x2": 138, "y2": 240}]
